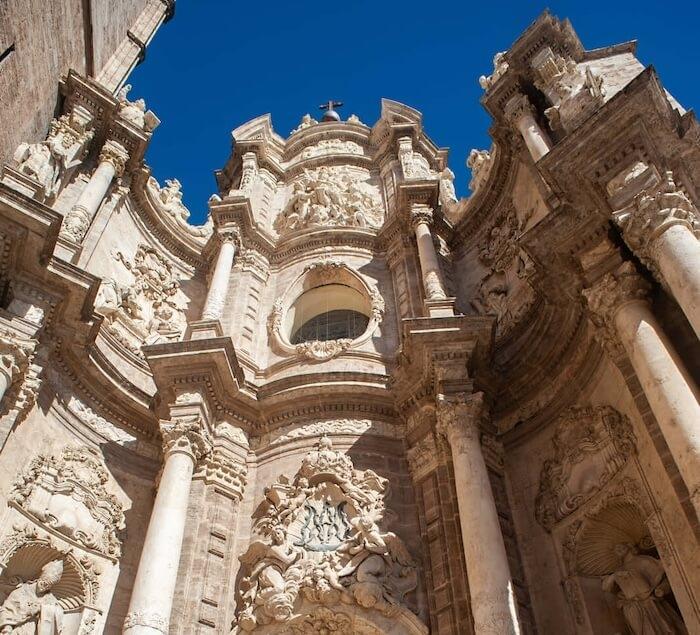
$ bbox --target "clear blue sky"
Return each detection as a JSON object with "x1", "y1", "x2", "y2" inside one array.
[{"x1": 130, "y1": 1, "x2": 699, "y2": 224}]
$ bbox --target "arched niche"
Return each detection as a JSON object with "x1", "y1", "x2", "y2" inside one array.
[{"x1": 268, "y1": 260, "x2": 384, "y2": 362}]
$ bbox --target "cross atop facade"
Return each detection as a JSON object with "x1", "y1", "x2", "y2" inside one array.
[{"x1": 319, "y1": 100, "x2": 344, "y2": 121}]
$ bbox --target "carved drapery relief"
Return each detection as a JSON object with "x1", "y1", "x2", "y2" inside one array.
[
  {"x1": 467, "y1": 148, "x2": 493, "y2": 193},
  {"x1": 0, "y1": 330, "x2": 41, "y2": 426},
  {"x1": 535, "y1": 406, "x2": 636, "y2": 529},
  {"x1": 146, "y1": 176, "x2": 212, "y2": 239},
  {"x1": 9, "y1": 446, "x2": 125, "y2": 559},
  {"x1": 471, "y1": 208, "x2": 536, "y2": 336},
  {"x1": 274, "y1": 166, "x2": 384, "y2": 234},
  {"x1": 479, "y1": 51, "x2": 509, "y2": 90},
  {"x1": 267, "y1": 261, "x2": 385, "y2": 362},
  {"x1": 11, "y1": 105, "x2": 94, "y2": 201},
  {"x1": 94, "y1": 243, "x2": 188, "y2": 355},
  {"x1": 613, "y1": 171, "x2": 699, "y2": 276},
  {"x1": 234, "y1": 437, "x2": 420, "y2": 633},
  {"x1": 531, "y1": 47, "x2": 605, "y2": 135}
]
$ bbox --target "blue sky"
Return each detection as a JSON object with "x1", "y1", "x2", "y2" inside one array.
[{"x1": 130, "y1": 1, "x2": 700, "y2": 224}]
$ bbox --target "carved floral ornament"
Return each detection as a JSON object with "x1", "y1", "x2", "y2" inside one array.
[
  {"x1": 534, "y1": 405, "x2": 636, "y2": 530},
  {"x1": 234, "y1": 437, "x2": 425, "y2": 634},
  {"x1": 0, "y1": 329, "x2": 40, "y2": 424},
  {"x1": 160, "y1": 416, "x2": 212, "y2": 462},
  {"x1": 9, "y1": 446, "x2": 125, "y2": 559},
  {"x1": 267, "y1": 260, "x2": 385, "y2": 362}
]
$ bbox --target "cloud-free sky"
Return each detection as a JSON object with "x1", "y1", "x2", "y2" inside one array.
[{"x1": 130, "y1": 1, "x2": 700, "y2": 224}]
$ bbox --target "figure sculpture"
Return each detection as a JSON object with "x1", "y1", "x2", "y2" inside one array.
[
  {"x1": 602, "y1": 543, "x2": 687, "y2": 634},
  {"x1": 0, "y1": 559, "x2": 64, "y2": 634}
]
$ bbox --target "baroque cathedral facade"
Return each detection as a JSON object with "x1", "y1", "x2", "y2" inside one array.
[{"x1": 0, "y1": 3, "x2": 698, "y2": 634}]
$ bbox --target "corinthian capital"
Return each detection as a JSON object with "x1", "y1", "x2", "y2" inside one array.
[
  {"x1": 410, "y1": 203, "x2": 434, "y2": 229},
  {"x1": 504, "y1": 93, "x2": 535, "y2": 124},
  {"x1": 582, "y1": 262, "x2": 651, "y2": 330},
  {"x1": 435, "y1": 392, "x2": 486, "y2": 450},
  {"x1": 614, "y1": 171, "x2": 699, "y2": 258},
  {"x1": 99, "y1": 139, "x2": 129, "y2": 176},
  {"x1": 220, "y1": 226, "x2": 242, "y2": 248},
  {"x1": 160, "y1": 417, "x2": 212, "y2": 462}
]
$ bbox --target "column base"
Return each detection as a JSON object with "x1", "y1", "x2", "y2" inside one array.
[
  {"x1": 424, "y1": 297, "x2": 456, "y2": 317},
  {"x1": 185, "y1": 319, "x2": 224, "y2": 340}
]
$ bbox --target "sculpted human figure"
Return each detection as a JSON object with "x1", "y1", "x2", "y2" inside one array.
[
  {"x1": 602, "y1": 543, "x2": 687, "y2": 634},
  {"x1": 0, "y1": 559, "x2": 64, "y2": 634},
  {"x1": 14, "y1": 143, "x2": 59, "y2": 195}
]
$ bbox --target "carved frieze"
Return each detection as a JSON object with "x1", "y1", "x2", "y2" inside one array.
[
  {"x1": 234, "y1": 437, "x2": 420, "y2": 632},
  {"x1": 535, "y1": 406, "x2": 636, "y2": 529},
  {"x1": 9, "y1": 446, "x2": 126, "y2": 559},
  {"x1": 274, "y1": 166, "x2": 384, "y2": 234}
]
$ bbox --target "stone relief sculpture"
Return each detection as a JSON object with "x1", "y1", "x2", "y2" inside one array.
[
  {"x1": 94, "y1": 243, "x2": 187, "y2": 354},
  {"x1": 12, "y1": 106, "x2": 94, "y2": 200},
  {"x1": 146, "y1": 175, "x2": 212, "y2": 238},
  {"x1": 397, "y1": 137, "x2": 434, "y2": 180},
  {"x1": 0, "y1": 330, "x2": 40, "y2": 427},
  {"x1": 479, "y1": 51, "x2": 509, "y2": 90},
  {"x1": 535, "y1": 406, "x2": 635, "y2": 529},
  {"x1": 602, "y1": 543, "x2": 687, "y2": 634},
  {"x1": 530, "y1": 47, "x2": 605, "y2": 135},
  {"x1": 299, "y1": 140, "x2": 363, "y2": 160},
  {"x1": 467, "y1": 148, "x2": 493, "y2": 193},
  {"x1": 0, "y1": 559, "x2": 64, "y2": 633},
  {"x1": 274, "y1": 167, "x2": 384, "y2": 234},
  {"x1": 116, "y1": 84, "x2": 160, "y2": 132},
  {"x1": 233, "y1": 437, "x2": 420, "y2": 632},
  {"x1": 10, "y1": 446, "x2": 125, "y2": 559}
]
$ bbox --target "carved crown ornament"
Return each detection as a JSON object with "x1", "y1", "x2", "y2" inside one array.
[
  {"x1": 9, "y1": 446, "x2": 126, "y2": 560},
  {"x1": 267, "y1": 260, "x2": 385, "y2": 362},
  {"x1": 233, "y1": 437, "x2": 425, "y2": 634},
  {"x1": 534, "y1": 405, "x2": 636, "y2": 530}
]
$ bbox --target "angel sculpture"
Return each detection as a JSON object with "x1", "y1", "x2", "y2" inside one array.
[{"x1": 236, "y1": 525, "x2": 305, "y2": 631}]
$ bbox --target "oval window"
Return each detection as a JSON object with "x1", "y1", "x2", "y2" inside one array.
[{"x1": 286, "y1": 283, "x2": 371, "y2": 344}]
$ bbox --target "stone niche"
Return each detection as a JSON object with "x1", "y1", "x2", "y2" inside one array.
[{"x1": 233, "y1": 436, "x2": 427, "y2": 634}]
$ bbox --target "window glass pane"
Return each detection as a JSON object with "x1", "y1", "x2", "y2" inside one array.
[{"x1": 291, "y1": 309, "x2": 369, "y2": 344}]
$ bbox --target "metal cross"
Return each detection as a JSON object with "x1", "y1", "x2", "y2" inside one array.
[{"x1": 319, "y1": 100, "x2": 344, "y2": 113}]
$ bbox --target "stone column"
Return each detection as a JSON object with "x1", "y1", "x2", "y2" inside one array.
[
  {"x1": 201, "y1": 230, "x2": 239, "y2": 321},
  {"x1": 614, "y1": 171, "x2": 700, "y2": 337},
  {"x1": 61, "y1": 140, "x2": 129, "y2": 243},
  {"x1": 504, "y1": 93, "x2": 551, "y2": 162},
  {"x1": 436, "y1": 393, "x2": 521, "y2": 635},
  {"x1": 123, "y1": 418, "x2": 211, "y2": 635},
  {"x1": 584, "y1": 262, "x2": 700, "y2": 513},
  {"x1": 410, "y1": 204, "x2": 447, "y2": 300}
]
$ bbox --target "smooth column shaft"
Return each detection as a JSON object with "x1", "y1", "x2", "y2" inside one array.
[
  {"x1": 447, "y1": 429, "x2": 521, "y2": 634},
  {"x1": 201, "y1": 240, "x2": 236, "y2": 320},
  {"x1": 515, "y1": 112, "x2": 550, "y2": 162},
  {"x1": 64, "y1": 160, "x2": 116, "y2": 241},
  {"x1": 655, "y1": 225, "x2": 700, "y2": 337},
  {"x1": 414, "y1": 221, "x2": 446, "y2": 299},
  {"x1": 123, "y1": 451, "x2": 195, "y2": 634},
  {"x1": 615, "y1": 300, "x2": 700, "y2": 510}
]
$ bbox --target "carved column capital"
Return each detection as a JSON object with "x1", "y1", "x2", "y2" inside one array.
[
  {"x1": 219, "y1": 227, "x2": 242, "y2": 248},
  {"x1": 435, "y1": 392, "x2": 486, "y2": 450},
  {"x1": 160, "y1": 416, "x2": 212, "y2": 463},
  {"x1": 410, "y1": 203, "x2": 434, "y2": 229},
  {"x1": 583, "y1": 262, "x2": 651, "y2": 329},
  {"x1": 614, "y1": 171, "x2": 699, "y2": 261},
  {"x1": 98, "y1": 139, "x2": 129, "y2": 176},
  {"x1": 503, "y1": 93, "x2": 535, "y2": 124}
]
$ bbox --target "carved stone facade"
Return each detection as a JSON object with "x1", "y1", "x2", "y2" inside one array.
[{"x1": 0, "y1": 8, "x2": 697, "y2": 635}]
